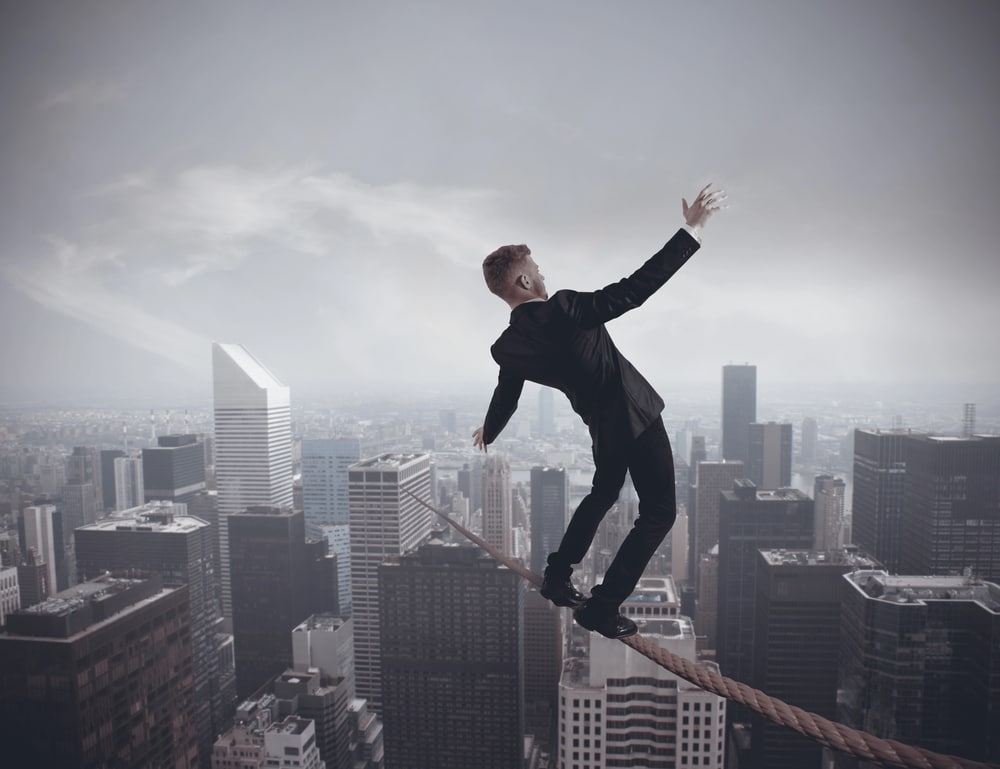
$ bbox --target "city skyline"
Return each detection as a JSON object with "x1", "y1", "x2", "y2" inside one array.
[{"x1": 1, "y1": 2, "x2": 999, "y2": 404}]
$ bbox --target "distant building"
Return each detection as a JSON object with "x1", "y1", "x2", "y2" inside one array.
[
  {"x1": 813, "y1": 474, "x2": 847, "y2": 551},
  {"x1": 899, "y1": 433, "x2": 1000, "y2": 581},
  {"x1": 348, "y1": 453, "x2": 432, "y2": 711},
  {"x1": 113, "y1": 454, "x2": 145, "y2": 511},
  {"x1": 142, "y1": 434, "x2": 207, "y2": 504},
  {"x1": 524, "y1": 587, "x2": 563, "y2": 749},
  {"x1": 211, "y1": 701, "x2": 327, "y2": 769},
  {"x1": 837, "y1": 571, "x2": 1000, "y2": 767},
  {"x1": 721, "y1": 364, "x2": 756, "y2": 463},
  {"x1": 692, "y1": 461, "x2": 744, "y2": 592},
  {"x1": 0, "y1": 573, "x2": 198, "y2": 768},
  {"x1": 379, "y1": 537, "x2": 524, "y2": 769},
  {"x1": 347, "y1": 698, "x2": 385, "y2": 769},
  {"x1": 0, "y1": 565, "x2": 19, "y2": 627},
  {"x1": 65, "y1": 445, "x2": 103, "y2": 518},
  {"x1": 20, "y1": 503, "x2": 59, "y2": 597},
  {"x1": 753, "y1": 548, "x2": 879, "y2": 769},
  {"x1": 852, "y1": 429, "x2": 911, "y2": 574},
  {"x1": 482, "y1": 454, "x2": 513, "y2": 556},
  {"x1": 800, "y1": 417, "x2": 818, "y2": 464},
  {"x1": 716, "y1": 482, "x2": 814, "y2": 687},
  {"x1": 530, "y1": 465, "x2": 569, "y2": 576},
  {"x1": 75, "y1": 502, "x2": 237, "y2": 764},
  {"x1": 213, "y1": 342, "x2": 294, "y2": 621},
  {"x1": 457, "y1": 460, "x2": 483, "y2": 513},
  {"x1": 99, "y1": 448, "x2": 124, "y2": 509},
  {"x1": 747, "y1": 422, "x2": 792, "y2": 489},
  {"x1": 302, "y1": 438, "x2": 361, "y2": 531}
]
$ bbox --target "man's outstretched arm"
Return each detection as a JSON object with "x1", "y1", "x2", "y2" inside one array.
[{"x1": 473, "y1": 369, "x2": 525, "y2": 451}]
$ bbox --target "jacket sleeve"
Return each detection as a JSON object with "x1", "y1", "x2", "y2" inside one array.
[
  {"x1": 558, "y1": 228, "x2": 700, "y2": 329},
  {"x1": 482, "y1": 368, "x2": 524, "y2": 444}
]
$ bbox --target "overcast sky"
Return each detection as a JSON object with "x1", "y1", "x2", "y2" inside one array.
[{"x1": 1, "y1": 1, "x2": 998, "y2": 407}]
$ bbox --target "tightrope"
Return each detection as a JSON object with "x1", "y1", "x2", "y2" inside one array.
[{"x1": 401, "y1": 488, "x2": 997, "y2": 769}]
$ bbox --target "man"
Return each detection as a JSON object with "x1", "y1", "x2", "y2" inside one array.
[{"x1": 473, "y1": 184, "x2": 725, "y2": 638}]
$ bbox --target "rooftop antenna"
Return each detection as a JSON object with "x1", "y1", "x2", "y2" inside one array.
[{"x1": 963, "y1": 403, "x2": 976, "y2": 438}]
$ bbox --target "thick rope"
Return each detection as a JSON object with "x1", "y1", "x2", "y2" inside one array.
[{"x1": 403, "y1": 489, "x2": 997, "y2": 769}]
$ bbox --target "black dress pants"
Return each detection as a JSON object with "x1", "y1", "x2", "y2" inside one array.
[{"x1": 545, "y1": 416, "x2": 676, "y2": 609}]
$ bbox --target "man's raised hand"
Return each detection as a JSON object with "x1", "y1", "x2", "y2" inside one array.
[
  {"x1": 472, "y1": 426, "x2": 488, "y2": 453},
  {"x1": 682, "y1": 183, "x2": 727, "y2": 230}
]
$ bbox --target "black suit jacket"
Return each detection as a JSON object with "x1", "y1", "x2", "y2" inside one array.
[{"x1": 482, "y1": 228, "x2": 700, "y2": 458}]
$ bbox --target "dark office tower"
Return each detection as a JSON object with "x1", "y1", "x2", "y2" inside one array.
[
  {"x1": 900, "y1": 433, "x2": 1000, "y2": 581},
  {"x1": 16, "y1": 549, "x2": 48, "y2": 609},
  {"x1": 838, "y1": 571, "x2": 1000, "y2": 767},
  {"x1": 304, "y1": 537, "x2": 339, "y2": 616},
  {"x1": 143, "y1": 434, "x2": 207, "y2": 505},
  {"x1": 852, "y1": 429, "x2": 914, "y2": 574},
  {"x1": 0, "y1": 573, "x2": 198, "y2": 768},
  {"x1": 539, "y1": 386, "x2": 556, "y2": 436},
  {"x1": 716, "y1": 481, "x2": 813, "y2": 686},
  {"x1": 721, "y1": 364, "x2": 757, "y2": 463},
  {"x1": 530, "y1": 466, "x2": 569, "y2": 576},
  {"x1": 348, "y1": 453, "x2": 432, "y2": 712},
  {"x1": 380, "y1": 537, "x2": 524, "y2": 769},
  {"x1": 457, "y1": 460, "x2": 483, "y2": 513},
  {"x1": 692, "y1": 461, "x2": 745, "y2": 591},
  {"x1": 747, "y1": 422, "x2": 792, "y2": 489},
  {"x1": 687, "y1": 436, "x2": 708, "y2": 584},
  {"x1": 801, "y1": 417, "x2": 818, "y2": 465},
  {"x1": 75, "y1": 505, "x2": 236, "y2": 765},
  {"x1": 229, "y1": 506, "x2": 309, "y2": 700},
  {"x1": 65, "y1": 445, "x2": 103, "y2": 516},
  {"x1": 524, "y1": 587, "x2": 563, "y2": 748},
  {"x1": 99, "y1": 448, "x2": 124, "y2": 509},
  {"x1": 483, "y1": 453, "x2": 513, "y2": 556},
  {"x1": 753, "y1": 548, "x2": 879, "y2": 769}
]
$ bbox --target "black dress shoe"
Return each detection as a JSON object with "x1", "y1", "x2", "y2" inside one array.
[
  {"x1": 540, "y1": 576, "x2": 587, "y2": 607},
  {"x1": 574, "y1": 601, "x2": 638, "y2": 639}
]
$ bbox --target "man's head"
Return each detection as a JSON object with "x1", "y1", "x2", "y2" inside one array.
[{"x1": 482, "y1": 244, "x2": 547, "y2": 304}]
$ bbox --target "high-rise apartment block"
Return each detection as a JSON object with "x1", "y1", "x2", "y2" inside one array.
[
  {"x1": 531, "y1": 465, "x2": 569, "y2": 576},
  {"x1": 716, "y1": 482, "x2": 814, "y2": 686},
  {"x1": 559, "y1": 612, "x2": 726, "y2": 769},
  {"x1": 747, "y1": 422, "x2": 792, "y2": 489},
  {"x1": 0, "y1": 573, "x2": 198, "y2": 768},
  {"x1": 348, "y1": 453, "x2": 431, "y2": 711},
  {"x1": 379, "y1": 537, "x2": 524, "y2": 769},
  {"x1": 143, "y1": 434, "x2": 207, "y2": 504},
  {"x1": 482, "y1": 453, "x2": 513, "y2": 556},
  {"x1": 212, "y1": 342, "x2": 294, "y2": 621},
  {"x1": 75, "y1": 502, "x2": 236, "y2": 764},
  {"x1": 721, "y1": 364, "x2": 756, "y2": 463},
  {"x1": 838, "y1": 571, "x2": 1000, "y2": 766}
]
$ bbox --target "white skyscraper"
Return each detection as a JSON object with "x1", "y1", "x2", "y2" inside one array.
[
  {"x1": 113, "y1": 455, "x2": 145, "y2": 511},
  {"x1": 22, "y1": 504, "x2": 58, "y2": 596},
  {"x1": 348, "y1": 453, "x2": 431, "y2": 711},
  {"x1": 212, "y1": 342, "x2": 293, "y2": 620}
]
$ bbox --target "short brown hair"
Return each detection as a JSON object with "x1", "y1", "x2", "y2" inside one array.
[{"x1": 483, "y1": 244, "x2": 530, "y2": 298}]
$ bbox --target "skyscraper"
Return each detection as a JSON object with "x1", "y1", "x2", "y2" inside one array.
[
  {"x1": 539, "y1": 386, "x2": 556, "y2": 436},
  {"x1": 800, "y1": 417, "x2": 818, "y2": 465},
  {"x1": 113, "y1": 454, "x2": 145, "y2": 511},
  {"x1": 523, "y1": 587, "x2": 563, "y2": 749},
  {"x1": 75, "y1": 503, "x2": 237, "y2": 764},
  {"x1": 143, "y1": 434, "x2": 207, "y2": 504},
  {"x1": 838, "y1": 570, "x2": 1000, "y2": 767},
  {"x1": 813, "y1": 474, "x2": 847, "y2": 552},
  {"x1": 747, "y1": 422, "x2": 792, "y2": 489},
  {"x1": 228, "y1": 506, "x2": 310, "y2": 700},
  {"x1": 851, "y1": 428, "x2": 911, "y2": 574},
  {"x1": 65, "y1": 445, "x2": 104, "y2": 517},
  {"x1": 716, "y1": 481, "x2": 813, "y2": 686},
  {"x1": 900, "y1": 433, "x2": 1000, "y2": 581},
  {"x1": 20, "y1": 504, "x2": 58, "y2": 597},
  {"x1": 379, "y1": 536, "x2": 524, "y2": 769},
  {"x1": 482, "y1": 453, "x2": 513, "y2": 556},
  {"x1": 530, "y1": 465, "x2": 569, "y2": 576},
  {"x1": 721, "y1": 364, "x2": 756, "y2": 463},
  {"x1": 0, "y1": 573, "x2": 199, "y2": 768},
  {"x1": 348, "y1": 453, "x2": 432, "y2": 711},
  {"x1": 302, "y1": 437, "x2": 361, "y2": 616},
  {"x1": 692, "y1": 460, "x2": 744, "y2": 591},
  {"x1": 99, "y1": 448, "x2": 124, "y2": 509},
  {"x1": 753, "y1": 548, "x2": 878, "y2": 769},
  {"x1": 212, "y1": 342, "x2": 294, "y2": 621}
]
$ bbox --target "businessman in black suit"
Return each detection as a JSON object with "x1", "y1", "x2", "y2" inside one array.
[{"x1": 473, "y1": 184, "x2": 725, "y2": 638}]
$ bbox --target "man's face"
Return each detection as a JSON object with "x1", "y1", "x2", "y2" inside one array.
[{"x1": 522, "y1": 255, "x2": 548, "y2": 300}]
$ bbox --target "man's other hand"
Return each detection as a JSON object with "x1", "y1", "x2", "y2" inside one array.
[
  {"x1": 472, "y1": 426, "x2": 488, "y2": 453},
  {"x1": 683, "y1": 183, "x2": 727, "y2": 230}
]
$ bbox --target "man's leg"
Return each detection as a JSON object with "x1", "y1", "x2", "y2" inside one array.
[
  {"x1": 588, "y1": 417, "x2": 676, "y2": 608},
  {"x1": 544, "y1": 456, "x2": 628, "y2": 581}
]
